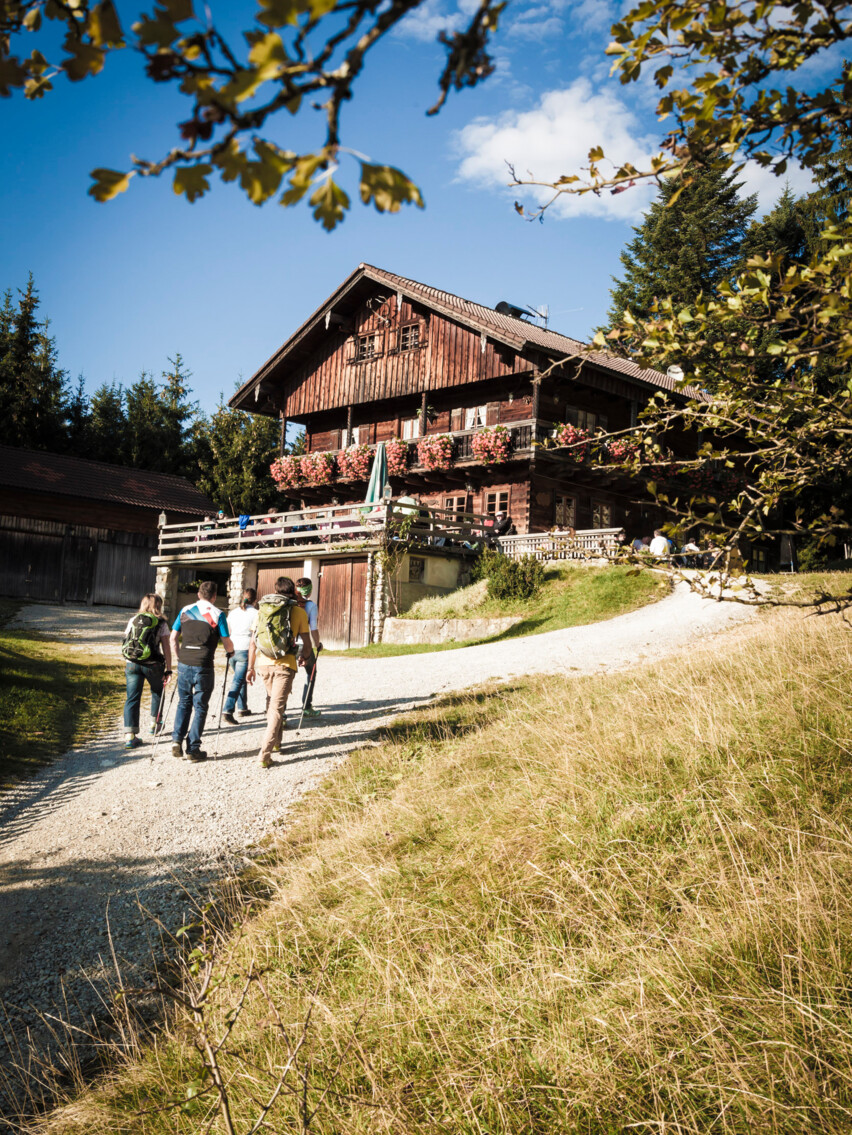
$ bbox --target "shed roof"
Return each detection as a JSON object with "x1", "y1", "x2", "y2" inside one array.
[
  {"x1": 0, "y1": 446, "x2": 215, "y2": 515},
  {"x1": 232, "y1": 263, "x2": 704, "y2": 413}
]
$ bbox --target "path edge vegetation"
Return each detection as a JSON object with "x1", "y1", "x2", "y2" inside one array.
[{"x1": 33, "y1": 602, "x2": 852, "y2": 1134}]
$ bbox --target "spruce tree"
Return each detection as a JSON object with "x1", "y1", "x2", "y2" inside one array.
[
  {"x1": 88, "y1": 382, "x2": 128, "y2": 464},
  {"x1": 195, "y1": 394, "x2": 281, "y2": 514},
  {"x1": 0, "y1": 276, "x2": 69, "y2": 450},
  {"x1": 604, "y1": 166, "x2": 758, "y2": 332}
]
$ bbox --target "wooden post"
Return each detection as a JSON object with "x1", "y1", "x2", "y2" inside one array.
[
  {"x1": 420, "y1": 390, "x2": 428, "y2": 436},
  {"x1": 346, "y1": 404, "x2": 353, "y2": 447},
  {"x1": 531, "y1": 374, "x2": 541, "y2": 422},
  {"x1": 279, "y1": 411, "x2": 286, "y2": 456}
]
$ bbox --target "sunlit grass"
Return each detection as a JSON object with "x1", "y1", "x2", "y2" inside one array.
[
  {"x1": 41, "y1": 606, "x2": 852, "y2": 1134},
  {"x1": 0, "y1": 600, "x2": 126, "y2": 788}
]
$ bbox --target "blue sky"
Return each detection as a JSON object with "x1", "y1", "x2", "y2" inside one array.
[{"x1": 1, "y1": 0, "x2": 805, "y2": 415}]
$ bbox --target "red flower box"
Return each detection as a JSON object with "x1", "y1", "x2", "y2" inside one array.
[
  {"x1": 300, "y1": 451, "x2": 336, "y2": 486},
  {"x1": 471, "y1": 426, "x2": 513, "y2": 465},
  {"x1": 417, "y1": 434, "x2": 454, "y2": 471},
  {"x1": 386, "y1": 438, "x2": 410, "y2": 477},
  {"x1": 337, "y1": 443, "x2": 374, "y2": 481},
  {"x1": 270, "y1": 455, "x2": 303, "y2": 490}
]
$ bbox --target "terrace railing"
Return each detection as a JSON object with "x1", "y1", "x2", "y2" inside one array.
[
  {"x1": 497, "y1": 528, "x2": 623, "y2": 562},
  {"x1": 156, "y1": 501, "x2": 493, "y2": 561}
]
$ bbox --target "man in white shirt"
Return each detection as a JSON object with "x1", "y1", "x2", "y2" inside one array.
[{"x1": 649, "y1": 529, "x2": 671, "y2": 557}]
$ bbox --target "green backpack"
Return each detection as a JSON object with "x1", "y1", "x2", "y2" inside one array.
[
  {"x1": 256, "y1": 594, "x2": 298, "y2": 660},
  {"x1": 122, "y1": 613, "x2": 162, "y2": 664}
]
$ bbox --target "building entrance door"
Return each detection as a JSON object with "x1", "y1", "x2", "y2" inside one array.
[{"x1": 316, "y1": 558, "x2": 368, "y2": 650}]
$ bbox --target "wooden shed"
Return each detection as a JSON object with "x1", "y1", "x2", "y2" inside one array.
[{"x1": 0, "y1": 445, "x2": 214, "y2": 607}]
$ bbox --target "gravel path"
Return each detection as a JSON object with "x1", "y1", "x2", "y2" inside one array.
[{"x1": 0, "y1": 587, "x2": 756, "y2": 1123}]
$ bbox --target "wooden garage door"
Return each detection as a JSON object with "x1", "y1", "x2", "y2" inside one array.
[
  {"x1": 317, "y1": 558, "x2": 368, "y2": 651},
  {"x1": 0, "y1": 530, "x2": 63, "y2": 600},
  {"x1": 256, "y1": 565, "x2": 300, "y2": 598},
  {"x1": 92, "y1": 542, "x2": 155, "y2": 607}
]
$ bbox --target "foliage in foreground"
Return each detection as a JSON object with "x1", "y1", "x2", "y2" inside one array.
[
  {"x1": 0, "y1": 602, "x2": 125, "y2": 787},
  {"x1": 41, "y1": 605, "x2": 852, "y2": 1133}
]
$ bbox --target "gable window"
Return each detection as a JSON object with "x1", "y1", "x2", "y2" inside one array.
[
  {"x1": 398, "y1": 324, "x2": 421, "y2": 351},
  {"x1": 401, "y1": 416, "x2": 419, "y2": 440},
  {"x1": 592, "y1": 501, "x2": 613, "y2": 528},
  {"x1": 356, "y1": 333, "x2": 380, "y2": 361},
  {"x1": 485, "y1": 491, "x2": 509, "y2": 515},
  {"x1": 554, "y1": 495, "x2": 576, "y2": 529}
]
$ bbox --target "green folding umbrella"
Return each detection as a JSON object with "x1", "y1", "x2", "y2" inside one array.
[{"x1": 362, "y1": 441, "x2": 389, "y2": 515}]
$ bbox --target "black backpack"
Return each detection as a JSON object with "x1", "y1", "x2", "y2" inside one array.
[{"x1": 122, "y1": 613, "x2": 162, "y2": 664}]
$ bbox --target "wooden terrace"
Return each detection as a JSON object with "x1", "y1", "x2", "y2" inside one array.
[{"x1": 154, "y1": 503, "x2": 623, "y2": 566}]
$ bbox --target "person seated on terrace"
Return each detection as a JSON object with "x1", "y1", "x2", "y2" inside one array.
[
  {"x1": 649, "y1": 529, "x2": 671, "y2": 557},
  {"x1": 238, "y1": 513, "x2": 254, "y2": 541},
  {"x1": 631, "y1": 535, "x2": 645, "y2": 553},
  {"x1": 680, "y1": 539, "x2": 702, "y2": 568},
  {"x1": 195, "y1": 514, "x2": 216, "y2": 542}
]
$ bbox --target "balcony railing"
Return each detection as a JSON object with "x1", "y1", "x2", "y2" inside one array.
[
  {"x1": 497, "y1": 528, "x2": 623, "y2": 561},
  {"x1": 156, "y1": 501, "x2": 494, "y2": 562}
]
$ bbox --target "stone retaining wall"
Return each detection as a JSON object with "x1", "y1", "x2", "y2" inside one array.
[{"x1": 381, "y1": 614, "x2": 523, "y2": 645}]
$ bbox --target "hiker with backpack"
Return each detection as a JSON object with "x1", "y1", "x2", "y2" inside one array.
[
  {"x1": 122, "y1": 593, "x2": 173, "y2": 750},
  {"x1": 169, "y1": 581, "x2": 234, "y2": 763},
  {"x1": 295, "y1": 576, "x2": 322, "y2": 718},
  {"x1": 245, "y1": 576, "x2": 310, "y2": 768},
  {"x1": 222, "y1": 588, "x2": 258, "y2": 725}
]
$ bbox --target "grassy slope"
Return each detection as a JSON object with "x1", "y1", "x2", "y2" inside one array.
[
  {"x1": 45, "y1": 606, "x2": 852, "y2": 1134},
  {"x1": 0, "y1": 601, "x2": 126, "y2": 788},
  {"x1": 336, "y1": 565, "x2": 667, "y2": 657}
]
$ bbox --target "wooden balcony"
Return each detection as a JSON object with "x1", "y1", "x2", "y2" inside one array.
[
  {"x1": 154, "y1": 501, "x2": 493, "y2": 566},
  {"x1": 320, "y1": 418, "x2": 553, "y2": 467}
]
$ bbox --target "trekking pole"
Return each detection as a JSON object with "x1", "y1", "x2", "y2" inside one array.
[
  {"x1": 213, "y1": 657, "x2": 231, "y2": 759},
  {"x1": 151, "y1": 678, "x2": 177, "y2": 759},
  {"x1": 295, "y1": 658, "x2": 318, "y2": 737}
]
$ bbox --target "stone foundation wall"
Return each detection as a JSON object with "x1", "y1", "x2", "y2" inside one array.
[{"x1": 381, "y1": 615, "x2": 522, "y2": 645}]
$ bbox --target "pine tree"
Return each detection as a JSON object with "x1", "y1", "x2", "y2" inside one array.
[
  {"x1": 125, "y1": 372, "x2": 167, "y2": 470},
  {"x1": 158, "y1": 354, "x2": 198, "y2": 477},
  {"x1": 195, "y1": 395, "x2": 281, "y2": 514},
  {"x1": 604, "y1": 166, "x2": 758, "y2": 332},
  {"x1": 65, "y1": 374, "x2": 91, "y2": 452},
  {"x1": 739, "y1": 185, "x2": 811, "y2": 266},
  {"x1": 88, "y1": 382, "x2": 128, "y2": 464},
  {"x1": 0, "y1": 276, "x2": 69, "y2": 450}
]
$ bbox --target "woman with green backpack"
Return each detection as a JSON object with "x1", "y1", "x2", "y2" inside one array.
[{"x1": 121, "y1": 593, "x2": 173, "y2": 750}]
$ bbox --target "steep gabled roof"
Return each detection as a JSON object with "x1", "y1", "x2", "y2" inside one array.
[
  {"x1": 231, "y1": 263, "x2": 703, "y2": 414},
  {"x1": 0, "y1": 446, "x2": 214, "y2": 515}
]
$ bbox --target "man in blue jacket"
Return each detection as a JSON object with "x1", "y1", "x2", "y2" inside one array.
[{"x1": 169, "y1": 581, "x2": 233, "y2": 762}]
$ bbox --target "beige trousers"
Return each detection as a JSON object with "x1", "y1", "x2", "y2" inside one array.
[{"x1": 258, "y1": 664, "x2": 296, "y2": 761}]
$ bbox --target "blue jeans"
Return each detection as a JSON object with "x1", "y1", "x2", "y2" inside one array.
[
  {"x1": 172, "y1": 664, "x2": 215, "y2": 751},
  {"x1": 223, "y1": 650, "x2": 249, "y2": 714},
  {"x1": 301, "y1": 652, "x2": 317, "y2": 708},
  {"x1": 123, "y1": 662, "x2": 164, "y2": 733}
]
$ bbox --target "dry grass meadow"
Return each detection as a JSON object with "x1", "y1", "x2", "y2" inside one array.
[{"x1": 30, "y1": 604, "x2": 852, "y2": 1134}]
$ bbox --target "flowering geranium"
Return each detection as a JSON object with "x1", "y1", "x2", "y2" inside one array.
[
  {"x1": 270, "y1": 455, "x2": 302, "y2": 489},
  {"x1": 417, "y1": 434, "x2": 454, "y2": 471},
  {"x1": 337, "y1": 443, "x2": 373, "y2": 481},
  {"x1": 607, "y1": 438, "x2": 639, "y2": 464},
  {"x1": 300, "y1": 450, "x2": 336, "y2": 486},
  {"x1": 471, "y1": 425, "x2": 513, "y2": 465},
  {"x1": 554, "y1": 423, "x2": 591, "y2": 462},
  {"x1": 386, "y1": 438, "x2": 410, "y2": 477}
]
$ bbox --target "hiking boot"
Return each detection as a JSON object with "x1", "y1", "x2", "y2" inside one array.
[
  {"x1": 149, "y1": 720, "x2": 163, "y2": 735},
  {"x1": 171, "y1": 742, "x2": 183, "y2": 759},
  {"x1": 186, "y1": 748, "x2": 207, "y2": 763},
  {"x1": 260, "y1": 756, "x2": 274, "y2": 769},
  {"x1": 302, "y1": 706, "x2": 321, "y2": 718},
  {"x1": 237, "y1": 710, "x2": 253, "y2": 718},
  {"x1": 222, "y1": 712, "x2": 237, "y2": 725},
  {"x1": 125, "y1": 734, "x2": 142, "y2": 750}
]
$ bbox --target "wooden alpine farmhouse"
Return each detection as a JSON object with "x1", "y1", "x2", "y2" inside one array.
[{"x1": 153, "y1": 264, "x2": 713, "y2": 648}]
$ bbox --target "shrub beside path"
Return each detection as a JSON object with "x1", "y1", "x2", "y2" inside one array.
[{"x1": 0, "y1": 586, "x2": 755, "y2": 1116}]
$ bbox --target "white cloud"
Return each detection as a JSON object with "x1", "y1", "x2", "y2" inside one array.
[
  {"x1": 395, "y1": 0, "x2": 462, "y2": 42},
  {"x1": 454, "y1": 80, "x2": 658, "y2": 221},
  {"x1": 737, "y1": 158, "x2": 815, "y2": 212}
]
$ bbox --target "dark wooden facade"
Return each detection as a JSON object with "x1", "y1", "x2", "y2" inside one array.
[
  {"x1": 0, "y1": 446, "x2": 214, "y2": 606},
  {"x1": 231, "y1": 265, "x2": 699, "y2": 539}
]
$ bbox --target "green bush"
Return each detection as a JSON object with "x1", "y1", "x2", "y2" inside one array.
[
  {"x1": 797, "y1": 540, "x2": 829, "y2": 572},
  {"x1": 469, "y1": 548, "x2": 504, "y2": 584},
  {"x1": 485, "y1": 553, "x2": 545, "y2": 601}
]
